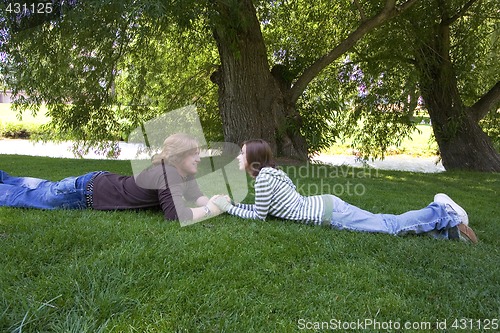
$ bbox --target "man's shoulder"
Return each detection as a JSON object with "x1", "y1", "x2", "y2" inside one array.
[
  {"x1": 135, "y1": 163, "x2": 184, "y2": 188},
  {"x1": 140, "y1": 163, "x2": 179, "y2": 176}
]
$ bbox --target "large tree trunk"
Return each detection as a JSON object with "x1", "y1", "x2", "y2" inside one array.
[
  {"x1": 208, "y1": 0, "x2": 418, "y2": 161},
  {"x1": 415, "y1": 22, "x2": 500, "y2": 172},
  {"x1": 210, "y1": 0, "x2": 307, "y2": 160},
  {"x1": 434, "y1": 114, "x2": 500, "y2": 171}
]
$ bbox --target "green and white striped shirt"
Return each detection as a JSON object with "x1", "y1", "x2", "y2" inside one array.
[{"x1": 228, "y1": 167, "x2": 331, "y2": 225}]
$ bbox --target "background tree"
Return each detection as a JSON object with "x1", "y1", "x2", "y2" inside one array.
[
  {"x1": 344, "y1": 0, "x2": 500, "y2": 171},
  {"x1": 0, "y1": 0, "x2": 418, "y2": 159}
]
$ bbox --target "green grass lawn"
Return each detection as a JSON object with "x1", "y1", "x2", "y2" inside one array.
[{"x1": 1, "y1": 155, "x2": 499, "y2": 332}]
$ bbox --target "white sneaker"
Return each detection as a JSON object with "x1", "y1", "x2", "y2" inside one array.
[{"x1": 434, "y1": 193, "x2": 469, "y2": 225}]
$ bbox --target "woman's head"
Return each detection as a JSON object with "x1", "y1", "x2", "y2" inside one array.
[
  {"x1": 152, "y1": 133, "x2": 200, "y2": 176},
  {"x1": 238, "y1": 139, "x2": 276, "y2": 177}
]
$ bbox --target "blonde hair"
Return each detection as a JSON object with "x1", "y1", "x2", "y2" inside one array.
[{"x1": 152, "y1": 133, "x2": 199, "y2": 166}]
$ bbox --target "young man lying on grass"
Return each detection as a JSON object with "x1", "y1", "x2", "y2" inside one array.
[{"x1": 0, "y1": 133, "x2": 221, "y2": 223}]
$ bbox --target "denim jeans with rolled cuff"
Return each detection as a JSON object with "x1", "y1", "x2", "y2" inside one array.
[
  {"x1": 0, "y1": 170, "x2": 102, "y2": 210},
  {"x1": 327, "y1": 195, "x2": 462, "y2": 240}
]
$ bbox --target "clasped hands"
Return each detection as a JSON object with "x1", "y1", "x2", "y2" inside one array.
[{"x1": 209, "y1": 194, "x2": 233, "y2": 212}]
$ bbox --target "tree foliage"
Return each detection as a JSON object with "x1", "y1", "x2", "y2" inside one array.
[
  {"x1": 1, "y1": 0, "x2": 496, "y2": 165},
  {"x1": 345, "y1": 0, "x2": 499, "y2": 159},
  {"x1": 255, "y1": 0, "x2": 420, "y2": 156},
  {"x1": 1, "y1": 0, "x2": 221, "y2": 155}
]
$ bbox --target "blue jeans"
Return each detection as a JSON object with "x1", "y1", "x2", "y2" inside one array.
[
  {"x1": 328, "y1": 195, "x2": 461, "y2": 240},
  {"x1": 0, "y1": 170, "x2": 101, "y2": 210}
]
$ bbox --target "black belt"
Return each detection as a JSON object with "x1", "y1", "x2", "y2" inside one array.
[{"x1": 85, "y1": 172, "x2": 104, "y2": 208}]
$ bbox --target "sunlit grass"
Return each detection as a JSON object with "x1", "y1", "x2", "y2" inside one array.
[
  {"x1": 322, "y1": 124, "x2": 438, "y2": 157},
  {"x1": 0, "y1": 104, "x2": 50, "y2": 124},
  {"x1": 0, "y1": 104, "x2": 50, "y2": 138}
]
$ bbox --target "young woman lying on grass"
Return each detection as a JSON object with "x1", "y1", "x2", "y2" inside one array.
[
  {"x1": 212, "y1": 139, "x2": 478, "y2": 243},
  {"x1": 0, "y1": 133, "x2": 221, "y2": 222}
]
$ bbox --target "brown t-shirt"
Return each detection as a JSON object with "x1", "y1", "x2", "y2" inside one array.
[{"x1": 91, "y1": 163, "x2": 203, "y2": 221}]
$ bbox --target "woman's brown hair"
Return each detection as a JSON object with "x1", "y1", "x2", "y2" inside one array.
[{"x1": 243, "y1": 139, "x2": 276, "y2": 177}]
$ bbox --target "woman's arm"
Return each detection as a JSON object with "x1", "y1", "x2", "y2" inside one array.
[
  {"x1": 235, "y1": 203, "x2": 255, "y2": 210},
  {"x1": 210, "y1": 195, "x2": 261, "y2": 219},
  {"x1": 225, "y1": 173, "x2": 274, "y2": 220}
]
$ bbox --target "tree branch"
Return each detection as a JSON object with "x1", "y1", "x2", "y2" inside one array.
[
  {"x1": 443, "y1": 0, "x2": 479, "y2": 25},
  {"x1": 353, "y1": 0, "x2": 367, "y2": 21},
  {"x1": 469, "y1": 80, "x2": 500, "y2": 122},
  {"x1": 288, "y1": 0, "x2": 419, "y2": 103}
]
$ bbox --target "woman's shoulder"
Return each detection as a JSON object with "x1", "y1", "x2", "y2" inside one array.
[
  {"x1": 257, "y1": 167, "x2": 288, "y2": 179},
  {"x1": 257, "y1": 166, "x2": 296, "y2": 189},
  {"x1": 259, "y1": 166, "x2": 281, "y2": 174}
]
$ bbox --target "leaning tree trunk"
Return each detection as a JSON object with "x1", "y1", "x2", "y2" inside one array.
[
  {"x1": 415, "y1": 23, "x2": 500, "y2": 172},
  {"x1": 210, "y1": 0, "x2": 308, "y2": 160}
]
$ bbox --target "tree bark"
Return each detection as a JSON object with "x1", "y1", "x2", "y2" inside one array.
[
  {"x1": 210, "y1": 0, "x2": 307, "y2": 160},
  {"x1": 415, "y1": 22, "x2": 500, "y2": 172}
]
